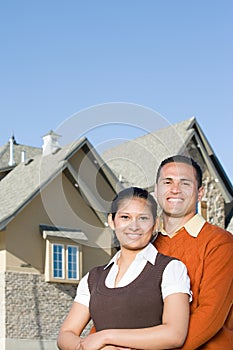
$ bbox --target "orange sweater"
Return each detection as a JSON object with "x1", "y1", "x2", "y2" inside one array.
[{"x1": 155, "y1": 222, "x2": 233, "y2": 349}]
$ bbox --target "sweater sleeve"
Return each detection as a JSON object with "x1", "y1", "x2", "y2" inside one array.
[{"x1": 181, "y1": 239, "x2": 233, "y2": 349}]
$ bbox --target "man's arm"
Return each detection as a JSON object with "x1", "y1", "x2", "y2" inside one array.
[{"x1": 181, "y1": 240, "x2": 233, "y2": 349}]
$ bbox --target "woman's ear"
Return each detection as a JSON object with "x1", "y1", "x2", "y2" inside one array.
[
  {"x1": 150, "y1": 219, "x2": 159, "y2": 244},
  {"x1": 153, "y1": 217, "x2": 159, "y2": 232},
  {"x1": 108, "y1": 213, "x2": 115, "y2": 230}
]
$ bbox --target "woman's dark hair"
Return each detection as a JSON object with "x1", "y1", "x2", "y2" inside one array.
[
  {"x1": 156, "y1": 155, "x2": 203, "y2": 189},
  {"x1": 110, "y1": 187, "x2": 157, "y2": 222}
]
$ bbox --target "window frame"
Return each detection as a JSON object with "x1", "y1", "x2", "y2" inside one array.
[
  {"x1": 66, "y1": 244, "x2": 80, "y2": 280},
  {"x1": 52, "y1": 243, "x2": 65, "y2": 279},
  {"x1": 45, "y1": 239, "x2": 82, "y2": 283}
]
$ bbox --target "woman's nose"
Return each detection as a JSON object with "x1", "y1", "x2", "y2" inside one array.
[{"x1": 128, "y1": 218, "x2": 140, "y2": 231}]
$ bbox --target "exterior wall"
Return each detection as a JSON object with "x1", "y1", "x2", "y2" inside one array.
[
  {"x1": 4, "y1": 271, "x2": 76, "y2": 349},
  {"x1": 202, "y1": 176, "x2": 225, "y2": 228},
  {"x1": 1, "y1": 169, "x2": 114, "y2": 348},
  {"x1": 4, "y1": 173, "x2": 113, "y2": 274},
  {"x1": 5, "y1": 193, "x2": 51, "y2": 274},
  {"x1": 0, "y1": 272, "x2": 6, "y2": 349},
  {"x1": 187, "y1": 141, "x2": 225, "y2": 228},
  {"x1": 0, "y1": 149, "x2": 117, "y2": 348}
]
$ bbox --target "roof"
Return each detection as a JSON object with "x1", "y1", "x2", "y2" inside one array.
[
  {"x1": 102, "y1": 117, "x2": 195, "y2": 189},
  {"x1": 102, "y1": 117, "x2": 233, "y2": 202},
  {"x1": 0, "y1": 135, "x2": 42, "y2": 170},
  {"x1": 0, "y1": 136, "x2": 117, "y2": 230},
  {"x1": 40, "y1": 224, "x2": 88, "y2": 241}
]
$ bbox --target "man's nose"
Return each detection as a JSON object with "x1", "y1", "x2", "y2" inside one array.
[{"x1": 170, "y1": 182, "x2": 181, "y2": 192}]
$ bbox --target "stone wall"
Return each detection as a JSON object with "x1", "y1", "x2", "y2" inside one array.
[
  {"x1": 202, "y1": 176, "x2": 225, "y2": 228},
  {"x1": 0, "y1": 272, "x2": 6, "y2": 344},
  {"x1": 187, "y1": 141, "x2": 225, "y2": 228},
  {"x1": 5, "y1": 272, "x2": 76, "y2": 340}
]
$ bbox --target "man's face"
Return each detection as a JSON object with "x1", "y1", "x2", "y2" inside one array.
[{"x1": 155, "y1": 162, "x2": 204, "y2": 220}]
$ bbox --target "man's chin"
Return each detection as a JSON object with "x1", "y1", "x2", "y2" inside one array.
[{"x1": 163, "y1": 210, "x2": 186, "y2": 218}]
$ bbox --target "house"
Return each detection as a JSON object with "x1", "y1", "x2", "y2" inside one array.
[
  {"x1": 1, "y1": 117, "x2": 232, "y2": 349},
  {"x1": 0, "y1": 132, "x2": 120, "y2": 350},
  {"x1": 102, "y1": 117, "x2": 233, "y2": 231}
]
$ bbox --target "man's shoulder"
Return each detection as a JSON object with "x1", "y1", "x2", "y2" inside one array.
[{"x1": 200, "y1": 221, "x2": 233, "y2": 244}]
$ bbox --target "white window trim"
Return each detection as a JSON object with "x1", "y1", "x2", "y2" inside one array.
[{"x1": 44, "y1": 239, "x2": 82, "y2": 283}]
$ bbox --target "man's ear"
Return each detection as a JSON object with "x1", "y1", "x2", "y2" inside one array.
[
  {"x1": 197, "y1": 186, "x2": 205, "y2": 202},
  {"x1": 108, "y1": 213, "x2": 115, "y2": 230},
  {"x1": 154, "y1": 184, "x2": 158, "y2": 199}
]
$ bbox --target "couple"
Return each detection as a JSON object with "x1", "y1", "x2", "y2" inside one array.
[{"x1": 57, "y1": 155, "x2": 233, "y2": 350}]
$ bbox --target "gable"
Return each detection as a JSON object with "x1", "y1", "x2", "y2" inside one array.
[
  {"x1": 101, "y1": 117, "x2": 233, "y2": 227},
  {"x1": 0, "y1": 137, "x2": 118, "y2": 231},
  {"x1": 101, "y1": 117, "x2": 195, "y2": 189}
]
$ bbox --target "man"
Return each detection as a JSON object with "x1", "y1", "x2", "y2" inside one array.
[{"x1": 154, "y1": 155, "x2": 233, "y2": 349}]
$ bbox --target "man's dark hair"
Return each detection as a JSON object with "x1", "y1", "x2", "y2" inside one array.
[
  {"x1": 110, "y1": 186, "x2": 157, "y2": 222},
  {"x1": 156, "y1": 155, "x2": 203, "y2": 188}
]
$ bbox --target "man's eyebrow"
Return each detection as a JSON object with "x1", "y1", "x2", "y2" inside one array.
[{"x1": 160, "y1": 177, "x2": 193, "y2": 182}]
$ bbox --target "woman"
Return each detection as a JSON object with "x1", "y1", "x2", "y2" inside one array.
[{"x1": 57, "y1": 187, "x2": 191, "y2": 350}]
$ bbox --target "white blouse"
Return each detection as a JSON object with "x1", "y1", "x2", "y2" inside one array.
[{"x1": 75, "y1": 243, "x2": 192, "y2": 307}]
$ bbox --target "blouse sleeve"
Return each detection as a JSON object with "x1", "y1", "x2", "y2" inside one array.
[
  {"x1": 74, "y1": 272, "x2": 90, "y2": 307},
  {"x1": 162, "y1": 260, "x2": 192, "y2": 301}
]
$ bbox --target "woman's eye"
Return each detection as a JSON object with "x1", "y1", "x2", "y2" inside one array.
[
  {"x1": 139, "y1": 216, "x2": 149, "y2": 221},
  {"x1": 120, "y1": 215, "x2": 129, "y2": 220}
]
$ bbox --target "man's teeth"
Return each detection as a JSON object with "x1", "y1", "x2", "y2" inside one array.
[{"x1": 168, "y1": 198, "x2": 183, "y2": 202}]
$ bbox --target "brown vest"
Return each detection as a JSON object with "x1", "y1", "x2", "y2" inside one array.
[{"x1": 88, "y1": 252, "x2": 175, "y2": 331}]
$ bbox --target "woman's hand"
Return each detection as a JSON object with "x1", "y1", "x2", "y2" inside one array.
[
  {"x1": 76, "y1": 331, "x2": 107, "y2": 350},
  {"x1": 77, "y1": 332, "x2": 135, "y2": 350}
]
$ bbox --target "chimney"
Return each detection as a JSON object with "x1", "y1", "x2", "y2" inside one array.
[
  {"x1": 42, "y1": 130, "x2": 61, "y2": 156},
  {"x1": 21, "y1": 150, "x2": 26, "y2": 163},
  {"x1": 8, "y1": 135, "x2": 16, "y2": 166}
]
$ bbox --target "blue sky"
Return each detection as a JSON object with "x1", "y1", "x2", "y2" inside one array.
[{"x1": 1, "y1": 1, "x2": 232, "y2": 182}]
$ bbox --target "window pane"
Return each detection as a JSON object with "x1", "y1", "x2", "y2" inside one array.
[
  {"x1": 53, "y1": 244, "x2": 64, "y2": 278},
  {"x1": 67, "y1": 246, "x2": 78, "y2": 279}
]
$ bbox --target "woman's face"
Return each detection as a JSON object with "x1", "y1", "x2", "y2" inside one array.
[{"x1": 108, "y1": 197, "x2": 156, "y2": 252}]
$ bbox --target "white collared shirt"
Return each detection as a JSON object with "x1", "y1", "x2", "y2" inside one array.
[
  {"x1": 75, "y1": 243, "x2": 192, "y2": 307},
  {"x1": 159, "y1": 214, "x2": 206, "y2": 238}
]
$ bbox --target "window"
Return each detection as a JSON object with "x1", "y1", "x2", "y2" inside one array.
[
  {"x1": 53, "y1": 244, "x2": 64, "y2": 279},
  {"x1": 67, "y1": 245, "x2": 79, "y2": 279},
  {"x1": 40, "y1": 225, "x2": 86, "y2": 283},
  {"x1": 52, "y1": 243, "x2": 80, "y2": 281}
]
